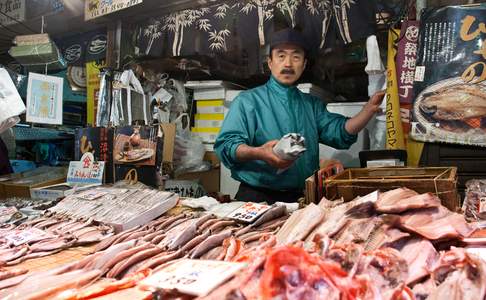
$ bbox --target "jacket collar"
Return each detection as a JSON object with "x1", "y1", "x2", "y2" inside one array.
[{"x1": 267, "y1": 75, "x2": 298, "y2": 99}]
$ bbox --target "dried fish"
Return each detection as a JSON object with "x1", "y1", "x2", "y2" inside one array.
[{"x1": 190, "y1": 229, "x2": 233, "y2": 259}]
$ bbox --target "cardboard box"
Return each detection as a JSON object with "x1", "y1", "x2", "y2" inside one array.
[
  {"x1": 320, "y1": 167, "x2": 459, "y2": 211},
  {"x1": 14, "y1": 34, "x2": 50, "y2": 46},
  {"x1": 9, "y1": 42, "x2": 66, "y2": 71},
  {"x1": 30, "y1": 183, "x2": 100, "y2": 200},
  {"x1": 176, "y1": 167, "x2": 220, "y2": 193},
  {"x1": 0, "y1": 167, "x2": 64, "y2": 199},
  {"x1": 3, "y1": 170, "x2": 68, "y2": 198},
  {"x1": 203, "y1": 151, "x2": 220, "y2": 168}
]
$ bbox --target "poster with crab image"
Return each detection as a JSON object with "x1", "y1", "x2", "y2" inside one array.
[{"x1": 411, "y1": 4, "x2": 486, "y2": 146}]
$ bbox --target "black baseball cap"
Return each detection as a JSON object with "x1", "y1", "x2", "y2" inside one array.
[{"x1": 269, "y1": 28, "x2": 308, "y2": 53}]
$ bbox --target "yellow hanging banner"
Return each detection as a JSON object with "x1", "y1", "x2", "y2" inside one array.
[
  {"x1": 385, "y1": 30, "x2": 405, "y2": 150},
  {"x1": 86, "y1": 60, "x2": 105, "y2": 125}
]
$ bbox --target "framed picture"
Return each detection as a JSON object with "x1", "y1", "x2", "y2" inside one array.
[{"x1": 26, "y1": 72, "x2": 63, "y2": 125}]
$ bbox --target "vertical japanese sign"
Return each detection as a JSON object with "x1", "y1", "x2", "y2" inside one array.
[
  {"x1": 411, "y1": 5, "x2": 486, "y2": 146},
  {"x1": 385, "y1": 29, "x2": 405, "y2": 150},
  {"x1": 396, "y1": 21, "x2": 424, "y2": 166},
  {"x1": 0, "y1": 0, "x2": 25, "y2": 26},
  {"x1": 86, "y1": 60, "x2": 105, "y2": 126}
]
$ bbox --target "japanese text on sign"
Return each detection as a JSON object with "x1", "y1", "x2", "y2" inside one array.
[
  {"x1": 0, "y1": 0, "x2": 25, "y2": 26},
  {"x1": 5, "y1": 228, "x2": 53, "y2": 246},
  {"x1": 227, "y1": 202, "x2": 270, "y2": 223},
  {"x1": 67, "y1": 152, "x2": 105, "y2": 185},
  {"x1": 460, "y1": 15, "x2": 486, "y2": 84},
  {"x1": 85, "y1": 0, "x2": 142, "y2": 21},
  {"x1": 140, "y1": 259, "x2": 246, "y2": 296}
]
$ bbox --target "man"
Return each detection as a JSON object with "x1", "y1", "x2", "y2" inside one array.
[{"x1": 215, "y1": 28, "x2": 384, "y2": 204}]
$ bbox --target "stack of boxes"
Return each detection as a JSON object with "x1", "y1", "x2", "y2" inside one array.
[
  {"x1": 185, "y1": 81, "x2": 244, "y2": 152},
  {"x1": 10, "y1": 34, "x2": 66, "y2": 71}
]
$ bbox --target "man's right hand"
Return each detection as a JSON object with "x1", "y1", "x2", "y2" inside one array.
[
  {"x1": 258, "y1": 140, "x2": 294, "y2": 169},
  {"x1": 235, "y1": 141, "x2": 294, "y2": 169}
]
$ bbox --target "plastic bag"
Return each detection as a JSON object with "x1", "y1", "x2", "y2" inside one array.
[
  {"x1": 0, "y1": 68, "x2": 26, "y2": 133},
  {"x1": 0, "y1": 64, "x2": 26, "y2": 89},
  {"x1": 96, "y1": 70, "x2": 110, "y2": 127},
  {"x1": 273, "y1": 133, "x2": 306, "y2": 174},
  {"x1": 463, "y1": 179, "x2": 486, "y2": 222},
  {"x1": 166, "y1": 79, "x2": 188, "y2": 122},
  {"x1": 172, "y1": 114, "x2": 208, "y2": 175},
  {"x1": 113, "y1": 168, "x2": 150, "y2": 190}
]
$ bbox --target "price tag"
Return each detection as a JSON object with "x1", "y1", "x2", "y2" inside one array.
[
  {"x1": 479, "y1": 197, "x2": 486, "y2": 214},
  {"x1": 140, "y1": 259, "x2": 245, "y2": 296},
  {"x1": 227, "y1": 202, "x2": 270, "y2": 223},
  {"x1": 77, "y1": 190, "x2": 108, "y2": 200},
  {"x1": 414, "y1": 66, "x2": 425, "y2": 82},
  {"x1": 5, "y1": 228, "x2": 54, "y2": 246}
]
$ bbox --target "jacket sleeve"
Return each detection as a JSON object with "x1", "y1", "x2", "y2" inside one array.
[
  {"x1": 214, "y1": 94, "x2": 254, "y2": 169},
  {"x1": 316, "y1": 100, "x2": 358, "y2": 149}
]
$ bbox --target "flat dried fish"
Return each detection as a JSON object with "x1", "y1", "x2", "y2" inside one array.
[
  {"x1": 375, "y1": 188, "x2": 440, "y2": 213},
  {"x1": 420, "y1": 84, "x2": 486, "y2": 120},
  {"x1": 276, "y1": 203, "x2": 325, "y2": 245}
]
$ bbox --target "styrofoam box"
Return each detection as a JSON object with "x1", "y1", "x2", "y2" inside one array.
[
  {"x1": 191, "y1": 127, "x2": 220, "y2": 143},
  {"x1": 195, "y1": 113, "x2": 224, "y2": 128},
  {"x1": 320, "y1": 102, "x2": 371, "y2": 168},
  {"x1": 196, "y1": 100, "x2": 225, "y2": 114},
  {"x1": 196, "y1": 119, "x2": 223, "y2": 128}
]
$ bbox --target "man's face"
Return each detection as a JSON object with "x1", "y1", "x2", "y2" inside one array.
[{"x1": 268, "y1": 43, "x2": 306, "y2": 86}]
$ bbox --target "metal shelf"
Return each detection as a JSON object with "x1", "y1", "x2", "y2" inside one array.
[{"x1": 13, "y1": 126, "x2": 74, "y2": 141}]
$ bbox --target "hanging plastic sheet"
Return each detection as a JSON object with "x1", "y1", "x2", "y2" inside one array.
[
  {"x1": 0, "y1": 68, "x2": 26, "y2": 134},
  {"x1": 96, "y1": 70, "x2": 110, "y2": 127}
]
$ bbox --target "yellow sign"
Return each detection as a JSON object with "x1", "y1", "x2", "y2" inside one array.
[
  {"x1": 385, "y1": 30, "x2": 405, "y2": 150},
  {"x1": 85, "y1": 0, "x2": 143, "y2": 21},
  {"x1": 86, "y1": 60, "x2": 105, "y2": 125}
]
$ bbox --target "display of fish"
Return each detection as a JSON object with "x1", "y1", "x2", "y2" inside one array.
[
  {"x1": 0, "y1": 186, "x2": 483, "y2": 299},
  {"x1": 420, "y1": 84, "x2": 486, "y2": 120}
]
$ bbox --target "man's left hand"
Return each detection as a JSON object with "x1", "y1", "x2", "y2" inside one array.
[{"x1": 363, "y1": 90, "x2": 386, "y2": 115}]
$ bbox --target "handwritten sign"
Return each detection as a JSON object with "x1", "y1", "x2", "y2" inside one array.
[
  {"x1": 85, "y1": 0, "x2": 142, "y2": 21},
  {"x1": 67, "y1": 152, "x2": 105, "y2": 185},
  {"x1": 227, "y1": 202, "x2": 270, "y2": 223},
  {"x1": 5, "y1": 228, "x2": 53, "y2": 246},
  {"x1": 140, "y1": 259, "x2": 245, "y2": 296}
]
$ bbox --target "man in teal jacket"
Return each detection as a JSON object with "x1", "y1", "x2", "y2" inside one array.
[{"x1": 215, "y1": 28, "x2": 384, "y2": 204}]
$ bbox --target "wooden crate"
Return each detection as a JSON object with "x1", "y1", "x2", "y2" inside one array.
[
  {"x1": 324, "y1": 167, "x2": 459, "y2": 211},
  {"x1": 3, "y1": 168, "x2": 67, "y2": 198}
]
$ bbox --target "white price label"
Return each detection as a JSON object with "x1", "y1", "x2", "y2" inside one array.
[
  {"x1": 140, "y1": 259, "x2": 245, "y2": 296},
  {"x1": 77, "y1": 190, "x2": 108, "y2": 200},
  {"x1": 479, "y1": 197, "x2": 486, "y2": 214},
  {"x1": 227, "y1": 202, "x2": 270, "y2": 223},
  {"x1": 5, "y1": 228, "x2": 54, "y2": 246},
  {"x1": 414, "y1": 66, "x2": 425, "y2": 82}
]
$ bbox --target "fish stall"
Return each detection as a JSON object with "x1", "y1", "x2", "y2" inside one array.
[{"x1": 0, "y1": 183, "x2": 485, "y2": 299}]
